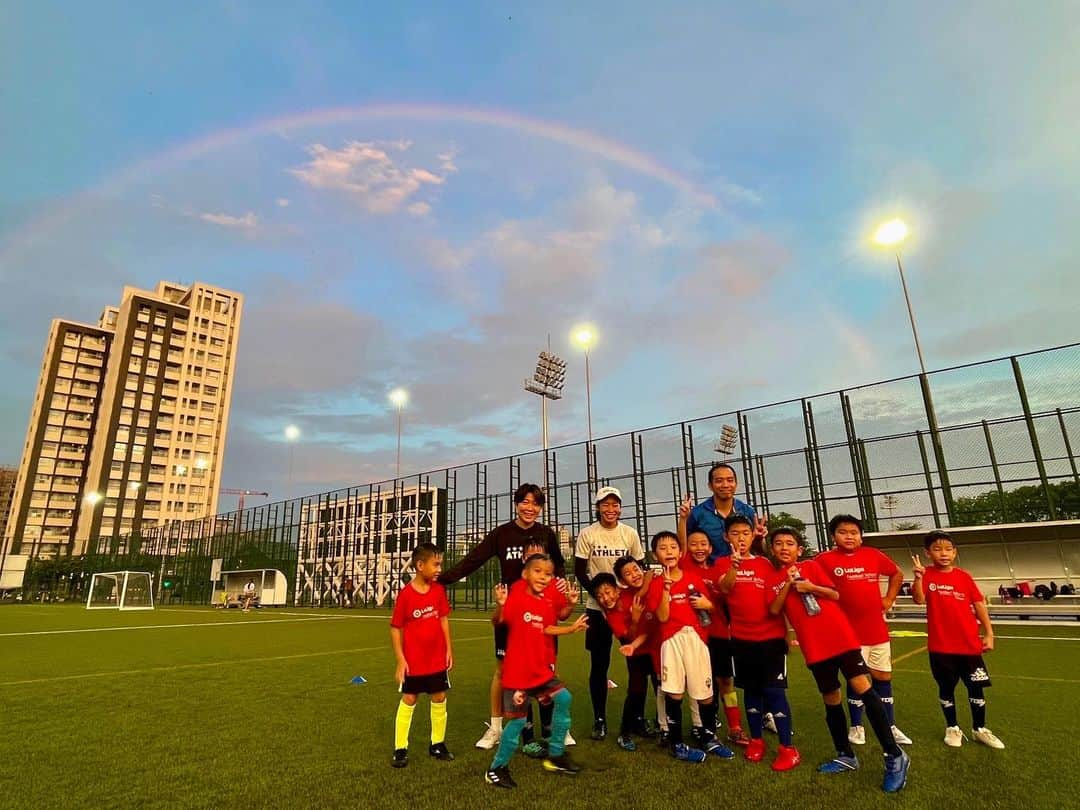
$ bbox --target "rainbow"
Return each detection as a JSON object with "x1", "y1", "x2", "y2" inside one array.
[{"x1": 0, "y1": 102, "x2": 720, "y2": 266}]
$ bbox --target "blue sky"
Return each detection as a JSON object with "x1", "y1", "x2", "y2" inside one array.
[{"x1": 1, "y1": 1, "x2": 1077, "y2": 502}]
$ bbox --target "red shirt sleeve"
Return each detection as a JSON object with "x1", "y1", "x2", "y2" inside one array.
[
  {"x1": 872, "y1": 548, "x2": 899, "y2": 576},
  {"x1": 645, "y1": 576, "x2": 664, "y2": 613},
  {"x1": 390, "y1": 585, "x2": 410, "y2": 628},
  {"x1": 436, "y1": 583, "x2": 451, "y2": 617},
  {"x1": 605, "y1": 605, "x2": 631, "y2": 640}
]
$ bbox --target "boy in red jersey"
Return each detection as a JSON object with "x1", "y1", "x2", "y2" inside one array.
[
  {"x1": 592, "y1": 572, "x2": 650, "y2": 752},
  {"x1": 613, "y1": 556, "x2": 668, "y2": 743},
  {"x1": 678, "y1": 497, "x2": 750, "y2": 747},
  {"x1": 485, "y1": 554, "x2": 587, "y2": 789},
  {"x1": 389, "y1": 543, "x2": 454, "y2": 768},
  {"x1": 768, "y1": 527, "x2": 909, "y2": 793},
  {"x1": 717, "y1": 515, "x2": 793, "y2": 769},
  {"x1": 912, "y1": 530, "x2": 1003, "y2": 750},
  {"x1": 645, "y1": 530, "x2": 734, "y2": 762},
  {"x1": 816, "y1": 514, "x2": 911, "y2": 746}
]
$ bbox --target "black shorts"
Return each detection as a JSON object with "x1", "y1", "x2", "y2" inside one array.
[
  {"x1": 929, "y1": 653, "x2": 992, "y2": 690},
  {"x1": 494, "y1": 623, "x2": 509, "y2": 660},
  {"x1": 501, "y1": 678, "x2": 565, "y2": 719},
  {"x1": 401, "y1": 670, "x2": 451, "y2": 695},
  {"x1": 807, "y1": 649, "x2": 869, "y2": 694},
  {"x1": 707, "y1": 636, "x2": 735, "y2": 680},
  {"x1": 585, "y1": 608, "x2": 613, "y2": 652},
  {"x1": 731, "y1": 637, "x2": 788, "y2": 691}
]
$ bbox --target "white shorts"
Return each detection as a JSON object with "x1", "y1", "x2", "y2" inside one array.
[
  {"x1": 861, "y1": 642, "x2": 892, "y2": 673},
  {"x1": 660, "y1": 626, "x2": 713, "y2": 701}
]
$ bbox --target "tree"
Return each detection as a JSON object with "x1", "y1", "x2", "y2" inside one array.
[{"x1": 767, "y1": 511, "x2": 807, "y2": 535}]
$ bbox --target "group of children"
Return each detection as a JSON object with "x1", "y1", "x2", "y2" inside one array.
[{"x1": 388, "y1": 488, "x2": 1003, "y2": 793}]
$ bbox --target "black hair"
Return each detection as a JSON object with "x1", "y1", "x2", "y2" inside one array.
[
  {"x1": 708, "y1": 463, "x2": 738, "y2": 485},
  {"x1": 410, "y1": 542, "x2": 441, "y2": 568},
  {"x1": 514, "y1": 483, "x2": 546, "y2": 508},
  {"x1": 768, "y1": 526, "x2": 806, "y2": 547},
  {"x1": 613, "y1": 555, "x2": 640, "y2": 583},
  {"x1": 724, "y1": 514, "x2": 753, "y2": 532},
  {"x1": 651, "y1": 530, "x2": 681, "y2": 552},
  {"x1": 523, "y1": 552, "x2": 552, "y2": 569},
  {"x1": 828, "y1": 514, "x2": 863, "y2": 536},
  {"x1": 589, "y1": 572, "x2": 619, "y2": 595},
  {"x1": 923, "y1": 529, "x2": 955, "y2": 550}
]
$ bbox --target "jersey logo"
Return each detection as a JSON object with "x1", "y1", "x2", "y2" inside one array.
[
  {"x1": 412, "y1": 609, "x2": 423, "y2": 618},
  {"x1": 928, "y1": 583, "x2": 938, "y2": 591}
]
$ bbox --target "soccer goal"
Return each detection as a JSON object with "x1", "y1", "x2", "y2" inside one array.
[{"x1": 86, "y1": 571, "x2": 155, "y2": 610}]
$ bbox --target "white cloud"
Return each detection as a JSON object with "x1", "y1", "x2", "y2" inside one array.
[
  {"x1": 289, "y1": 140, "x2": 452, "y2": 215},
  {"x1": 276, "y1": 197, "x2": 290, "y2": 207},
  {"x1": 198, "y1": 210, "x2": 259, "y2": 229}
]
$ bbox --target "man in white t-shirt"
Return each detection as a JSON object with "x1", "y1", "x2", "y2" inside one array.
[
  {"x1": 574, "y1": 486, "x2": 645, "y2": 745},
  {"x1": 242, "y1": 579, "x2": 256, "y2": 612}
]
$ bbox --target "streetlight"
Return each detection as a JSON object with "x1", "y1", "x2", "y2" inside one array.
[
  {"x1": 572, "y1": 325, "x2": 596, "y2": 444},
  {"x1": 523, "y1": 349, "x2": 567, "y2": 485},
  {"x1": 389, "y1": 388, "x2": 408, "y2": 480},
  {"x1": 872, "y1": 217, "x2": 926, "y2": 375},
  {"x1": 284, "y1": 424, "x2": 300, "y2": 495}
]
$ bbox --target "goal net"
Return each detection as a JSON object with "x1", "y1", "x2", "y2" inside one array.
[{"x1": 86, "y1": 571, "x2": 155, "y2": 610}]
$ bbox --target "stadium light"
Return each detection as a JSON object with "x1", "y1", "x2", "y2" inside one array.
[
  {"x1": 571, "y1": 325, "x2": 597, "y2": 444},
  {"x1": 523, "y1": 346, "x2": 568, "y2": 483},
  {"x1": 389, "y1": 388, "x2": 409, "y2": 479},
  {"x1": 871, "y1": 217, "x2": 925, "y2": 375},
  {"x1": 714, "y1": 424, "x2": 738, "y2": 456}
]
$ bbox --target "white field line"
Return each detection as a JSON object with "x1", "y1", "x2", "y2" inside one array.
[
  {"x1": 0, "y1": 615, "x2": 346, "y2": 638},
  {"x1": 0, "y1": 635, "x2": 488, "y2": 688}
]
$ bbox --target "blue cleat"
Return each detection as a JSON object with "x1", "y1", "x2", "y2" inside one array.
[
  {"x1": 883, "y1": 750, "x2": 910, "y2": 793},
  {"x1": 671, "y1": 743, "x2": 707, "y2": 763},
  {"x1": 616, "y1": 734, "x2": 637, "y2": 752},
  {"x1": 704, "y1": 739, "x2": 736, "y2": 759},
  {"x1": 817, "y1": 754, "x2": 859, "y2": 774}
]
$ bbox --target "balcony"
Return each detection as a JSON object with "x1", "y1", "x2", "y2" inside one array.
[
  {"x1": 74, "y1": 368, "x2": 100, "y2": 383},
  {"x1": 58, "y1": 447, "x2": 85, "y2": 461},
  {"x1": 52, "y1": 481, "x2": 80, "y2": 494}
]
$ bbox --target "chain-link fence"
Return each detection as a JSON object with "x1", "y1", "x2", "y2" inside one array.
[{"x1": 15, "y1": 342, "x2": 1080, "y2": 610}]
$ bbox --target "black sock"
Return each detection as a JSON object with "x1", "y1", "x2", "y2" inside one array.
[
  {"x1": 968, "y1": 686, "x2": 987, "y2": 729},
  {"x1": 939, "y1": 691, "x2": 958, "y2": 727},
  {"x1": 825, "y1": 702, "x2": 854, "y2": 757},
  {"x1": 859, "y1": 689, "x2": 901, "y2": 757},
  {"x1": 700, "y1": 700, "x2": 718, "y2": 737},
  {"x1": 665, "y1": 696, "x2": 683, "y2": 746}
]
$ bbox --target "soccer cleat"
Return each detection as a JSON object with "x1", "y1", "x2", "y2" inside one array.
[
  {"x1": 657, "y1": 730, "x2": 670, "y2": 748},
  {"x1": 704, "y1": 739, "x2": 736, "y2": 759},
  {"x1": 818, "y1": 754, "x2": 859, "y2": 774},
  {"x1": 891, "y1": 725, "x2": 913, "y2": 745},
  {"x1": 591, "y1": 719, "x2": 607, "y2": 741},
  {"x1": 428, "y1": 742, "x2": 454, "y2": 761},
  {"x1": 475, "y1": 724, "x2": 501, "y2": 750},
  {"x1": 848, "y1": 725, "x2": 866, "y2": 745},
  {"x1": 616, "y1": 734, "x2": 637, "y2": 752},
  {"x1": 391, "y1": 748, "x2": 408, "y2": 768},
  {"x1": 745, "y1": 738, "x2": 766, "y2": 763},
  {"x1": 882, "y1": 749, "x2": 911, "y2": 793},
  {"x1": 771, "y1": 745, "x2": 802, "y2": 772},
  {"x1": 689, "y1": 726, "x2": 707, "y2": 746},
  {"x1": 542, "y1": 753, "x2": 582, "y2": 775},
  {"x1": 670, "y1": 742, "x2": 707, "y2": 763},
  {"x1": 944, "y1": 726, "x2": 964, "y2": 748},
  {"x1": 972, "y1": 727, "x2": 1005, "y2": 749},
  {"x1": 522, "y1": 741, "x2": 547, "y2": 759},
  {"x1": 635, "y1": 719, "x2": 658, "y2": 739},
  {"x1": 763, "y1": 712, "x2": 778, "y2": 734},
  {"x1": 727, "y1": 727, "x2": 751, "y2": 747},
  {"x1": 485, "y1": 766, "x2": 516, "y2": 789},
  {"x1": 564, "y1": 731, "x2": 577, "y2": 747}
]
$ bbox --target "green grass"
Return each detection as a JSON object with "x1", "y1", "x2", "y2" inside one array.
[{"x1": 1, "y1": 605, "x2": 1077, "y2": 809}]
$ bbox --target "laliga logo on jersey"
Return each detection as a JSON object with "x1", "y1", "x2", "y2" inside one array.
[
  {"x1": 834, "y1": 567, "x2": 845, "y2": 577},
  {"x1": 523, "y1": 611, "x2": 536, "y2": 623},
  {"x1": 928, "y1": 583, "x2": 938, "y2": 591},
  {"x1": 412, "y1": 609, "x2": 423, "y2": 618}
]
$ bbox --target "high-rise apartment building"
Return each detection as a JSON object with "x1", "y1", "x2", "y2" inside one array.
[
  {"x1": 0, "y1": 466, "x2": 16, "y2": 548},
  {"x1": 2, "y1": 281, "x2": 243, "y2": 562}
]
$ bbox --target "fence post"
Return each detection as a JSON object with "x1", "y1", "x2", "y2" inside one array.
[{"x1": 1012, "y1": 357, "x2": 1056, "y2": 519}]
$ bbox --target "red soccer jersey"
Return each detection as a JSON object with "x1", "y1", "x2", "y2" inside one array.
[
  {"x1": 390, "y1": 580, "x2": 451, "y2": 676},
  {"x1": 922, "y1": 567, "x2": 985, "y2": 655},
  {"x1": 769, "y1": 560, "x2": 860, "y2": 665},
  {"x1": 645, "y1": 568, "x2": 709, "y2": 643},
  {"x1": 721, "y1": 556, "x2": 788, "y2": 642},
  {"x1": 681, "y1": 556, "x2": 730, "y2": 638},
  {"x1": 816, "y1": 546, "x2": 898, "y2": 645},
  {"x1": 609, "y1": 587, "x2": 660, "y2": 653},
  {"x1": 509, "y1": 578, "x2": 568, "y2": 665},
  {"x1": 500, "y1": 584, "x2": 558, "y2": 689}
]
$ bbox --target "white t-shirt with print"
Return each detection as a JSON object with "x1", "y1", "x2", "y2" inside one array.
[{"x1": 575, "y1": 521, "x2": 644, "y2": 610}]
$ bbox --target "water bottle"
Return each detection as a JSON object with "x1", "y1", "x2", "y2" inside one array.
[
  {"x1": 687, "y1": 583, "x2": 712, "y2": 628},
  {"x1": 796, "y1": 577, "x2": 821, "y2": 616}
]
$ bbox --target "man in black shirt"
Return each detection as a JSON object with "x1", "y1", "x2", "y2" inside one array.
[{"x1": 439, "y1": 483, "x2": 566, "y2": 751}]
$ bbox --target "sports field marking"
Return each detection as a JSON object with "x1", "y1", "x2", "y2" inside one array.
[
  {"x1": 0, "y1": 615, "x2": 347, "y2": 638},
  {"x1": 995, "y1": 634, "x2": 1080, "y2": 641},
  {"x1": 892, "y1": 645, "x2": 927, "y2": 664},
  {"x1": 0, "y1": 635, "x2": 489, "y2": 687}
]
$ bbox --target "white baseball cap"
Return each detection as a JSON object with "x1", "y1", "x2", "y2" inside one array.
[{"x1": 594, "y1": 486, "x2": 622, "y2": 504}]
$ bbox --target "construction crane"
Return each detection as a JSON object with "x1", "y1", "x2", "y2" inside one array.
[{"x1": 220, "y1": 488, "x2": 269, "y2": 512}]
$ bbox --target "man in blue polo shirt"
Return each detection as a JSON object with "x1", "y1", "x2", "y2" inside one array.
[{"x1": 683, "y1": 463, "x2": 765, "y2": 560}]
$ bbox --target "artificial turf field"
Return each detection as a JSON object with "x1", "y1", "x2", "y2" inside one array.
[{"x1": 1, "y1": 606, "x2": 1077, "y2": 810}]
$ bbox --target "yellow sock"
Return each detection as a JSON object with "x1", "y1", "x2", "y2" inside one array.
[
  {"x1": 395, "y1": 700, "x2": 416, "y2": 750},
  {"x1": 723, "y1": 691, "x2": 739, "y2": 709},
  {"x1": 431, "y1": 700, "x2": 448, "y2": 744}
]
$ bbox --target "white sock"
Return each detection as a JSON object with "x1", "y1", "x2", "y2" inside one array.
[
  {"x1": 690, "y1": 699, "x2": 702, "y2": 727},
  {"x1": 490, "y1": 716, "x2": 503, "y2": 732}
]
